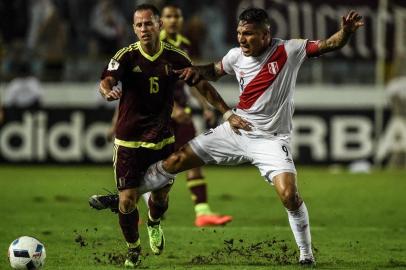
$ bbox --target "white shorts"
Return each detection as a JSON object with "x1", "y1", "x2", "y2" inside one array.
[{"x1": 189, "y1": 122, "x2": 296, "y2": 184}]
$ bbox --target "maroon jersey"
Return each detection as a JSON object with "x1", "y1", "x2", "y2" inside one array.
[
  {"x1": 102, "y1": 41, "x2": 192, "y2": 147},
  {"x1": 160, "y1": 31, "x2": 192, "y2": 107}
]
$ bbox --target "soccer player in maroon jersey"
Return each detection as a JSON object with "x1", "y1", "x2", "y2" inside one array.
[
  {"x1": 95, "y1": 4, "x2": 233, "y2": 227},
  {"x1": 95, "y1": 4, "x2": 251, "y2": 268}
]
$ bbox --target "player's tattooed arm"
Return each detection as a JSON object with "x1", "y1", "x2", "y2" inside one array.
[
  {"x1": 318, "y1": 10, "x2": 364, "y2": 55},
  {"x1": 194, "y1": 80, "x2": 229, "y2": 114},
  {"x1": 174, "y1": 61, "x2": 225, "y2": 84},
  {"x1": 195, "y1": 80, "x2": 252, "y2": 133},
  {"x1": 99, "y1": 76, "x2": 122, "y2": 101},
  {"x1": 196, "y1": 61, "x2": 225, "y2": 81}
]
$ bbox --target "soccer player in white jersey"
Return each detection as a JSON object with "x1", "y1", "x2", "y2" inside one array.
[{"x1": 92, "y1": 7, "x2": 363, "y2": 265}]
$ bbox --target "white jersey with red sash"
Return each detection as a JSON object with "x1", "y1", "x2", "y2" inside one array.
[{"x1": 222, "y1": 38, "x2": 319, "y2": 137}]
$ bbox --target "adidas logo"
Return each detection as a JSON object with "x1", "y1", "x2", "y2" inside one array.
[{"x1": 132, "y1": 66, "x2": 142, "y2": 72}]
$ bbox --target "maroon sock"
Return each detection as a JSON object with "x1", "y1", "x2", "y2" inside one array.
[
  {"x1": 187, "y1": 178, "x2": 207, "y2": 204},
  {"x1": 148, "y1": 196, "x2": 168, "y2": 221},
  {"x1": 119, "y1": 208, "x2": 139, "y2": 243}
]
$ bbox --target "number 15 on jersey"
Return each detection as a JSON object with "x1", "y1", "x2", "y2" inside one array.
[{"x1": 149, "y1": 77, "x2": 159, "y2": 94}]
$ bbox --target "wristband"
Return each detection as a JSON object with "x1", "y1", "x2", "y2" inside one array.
[{"x1": 222, "y1": 110, "x2": 233, "y2": 121}]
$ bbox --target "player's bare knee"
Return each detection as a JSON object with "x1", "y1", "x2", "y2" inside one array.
[
  {"x1": 166, "y1": 148, "x2": 188, "y2": 171},
  {"x1": 119, "y1": 198, "x2": 135, "y2": 213},
  {"x1": 282, "y1": 191, "x2": 302, "y2": 210},
  {"x1": 119, "y1": 193, "x2": 137, "y2": 213},
  {"x1": 165, "y1": 151, "x2": 183, "y2": 170}
]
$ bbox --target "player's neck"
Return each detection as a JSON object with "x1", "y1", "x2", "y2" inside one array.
[
  {"x1": 166, "y1": 32, "x2": 178, "y2": 41},
  {"x1": 140, "y1": 40, "x2": 161, "y2": 56}
]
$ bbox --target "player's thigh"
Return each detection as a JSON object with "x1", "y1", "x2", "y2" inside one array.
[
  {"x1": 113, "y1": 144, "x2": 173, "y2": 190},
  {"x1": 248, "y1": 136, "x2": 296, "y2": 184},
  {"x1": 188, "y1": 122, "x2": 249, "y2": 165}
]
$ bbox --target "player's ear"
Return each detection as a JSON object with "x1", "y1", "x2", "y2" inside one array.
[
  {"x1": 158, "y1": 19, "x2": 163, "y2": 29},
  {"x1": 263, "y1": 28, "x2": 271, "y2": 42}
]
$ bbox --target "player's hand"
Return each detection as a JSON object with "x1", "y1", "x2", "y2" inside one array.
[
  {"x1": 105, "y1": 88, "x2": 122, "y2": 101},
  {"x1": 342, "y1": 10, "x2": 364, "y2": 34},
  {"x1": 228, "y1": 114, "x2": 252, "y2": 135},
  {"x1": 174, "y1": 67, "x2": 201, "y2": 84}
]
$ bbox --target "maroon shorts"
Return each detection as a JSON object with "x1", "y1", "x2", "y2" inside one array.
[
  {"x1": 113, "y1": 144, "x2": 174, "y2": 190},
  {"x1": 173, "y1": 121, "x2": 196, "y2": 150}
]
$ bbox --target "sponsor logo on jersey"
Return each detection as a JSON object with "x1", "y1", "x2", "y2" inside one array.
[
  {"x1": 268, "y1": 62, "x2": 279, "y2": 75},
  {"x1": 132, "y1": 65, "x2": 142, "y2": 72},
  {"x1": 108, "y1": 59, "x2": 120, "y2": 71}
]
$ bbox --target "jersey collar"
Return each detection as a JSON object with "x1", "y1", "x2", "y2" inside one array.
[{"x1": 137, "y1": 41, "x2": 164, "y2": 62}]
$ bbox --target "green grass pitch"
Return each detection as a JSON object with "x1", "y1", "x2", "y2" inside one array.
[{"x1": 0, "y1": 166, "x2": 405, "y2": 269}]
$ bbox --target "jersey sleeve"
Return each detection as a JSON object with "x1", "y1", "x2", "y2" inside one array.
[
  {"x1": 101, "y1": 48, "x2": 130, "y2": 81},
  {"x1": 221, "y1": 48, "x2": 239, "y2": 75},
  {"x1": 285, "y1": 39, "x2": 317, "y2": 65},
  {"x1": 305, "y1": 40, "x2": 321, "y2": 57}
]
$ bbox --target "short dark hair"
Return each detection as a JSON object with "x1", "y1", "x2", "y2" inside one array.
[
  {"x1": 134, "y1": 4, "x2": 160, "y2": 17},
  {"x1": 162, "y1": 3, "x2": 181, "y2": 10},
  {"x1": 239, "y1": 7, "x2": 270, "y2": 29}
]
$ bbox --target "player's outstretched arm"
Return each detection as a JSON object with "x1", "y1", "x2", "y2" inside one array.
[
  {"x1": 318, "y1": 10, "x2": 364, "y2": 55},
  {"x1": 174, "y1": 61, "x2": 226, "y2": 84},
  {"x1": 99, "y1": 76, "x2": 122, "y2": 101},
  {"x1": 194, "y1": 80, "x2": 252, "y2": 134}
]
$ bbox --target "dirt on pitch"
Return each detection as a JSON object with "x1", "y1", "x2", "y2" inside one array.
[{"x1": 190, "y1": 237, "x2": 299, "y2": 266}]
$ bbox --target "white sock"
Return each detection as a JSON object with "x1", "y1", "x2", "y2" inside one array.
[
  {"x1": 139, "y1": 161, "x2": 177, "y2": 194},
  {"x1": 286, "y1": 202, "x2": 313, "y2": 260},
  {"x1": 156, "y1": 160, "x2": 176, "y2": 179}
]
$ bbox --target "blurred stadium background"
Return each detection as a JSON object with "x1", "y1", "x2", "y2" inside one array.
[{"x1": 1, "y1": 0, "x2": 406, "y2": 269}]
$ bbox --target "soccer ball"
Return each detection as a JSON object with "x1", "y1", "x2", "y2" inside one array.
[{"x1": 8, "y1": 236, "x2": 46, "y2": 269}]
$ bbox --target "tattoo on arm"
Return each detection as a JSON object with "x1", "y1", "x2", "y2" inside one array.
[
  {"x1": 196, "y1": 61, "x2": 225, "y2": 81},
  {"x1": 318, "y1": 29, "x2": 352, "y2": 55},
  {"x1": 195, "y1": 80, "x2": 230, "y2": 114}
]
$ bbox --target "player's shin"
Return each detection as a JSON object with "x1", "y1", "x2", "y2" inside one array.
[
  {"x1": 286, "y1": 202, "x2": 314, "y2": 261},
  {"x1": 118, "y1": 206, "x2": 140, "y2": 246},
  {"x1": 147, "y1": 196, "x2": 169, "y2": 223}
]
